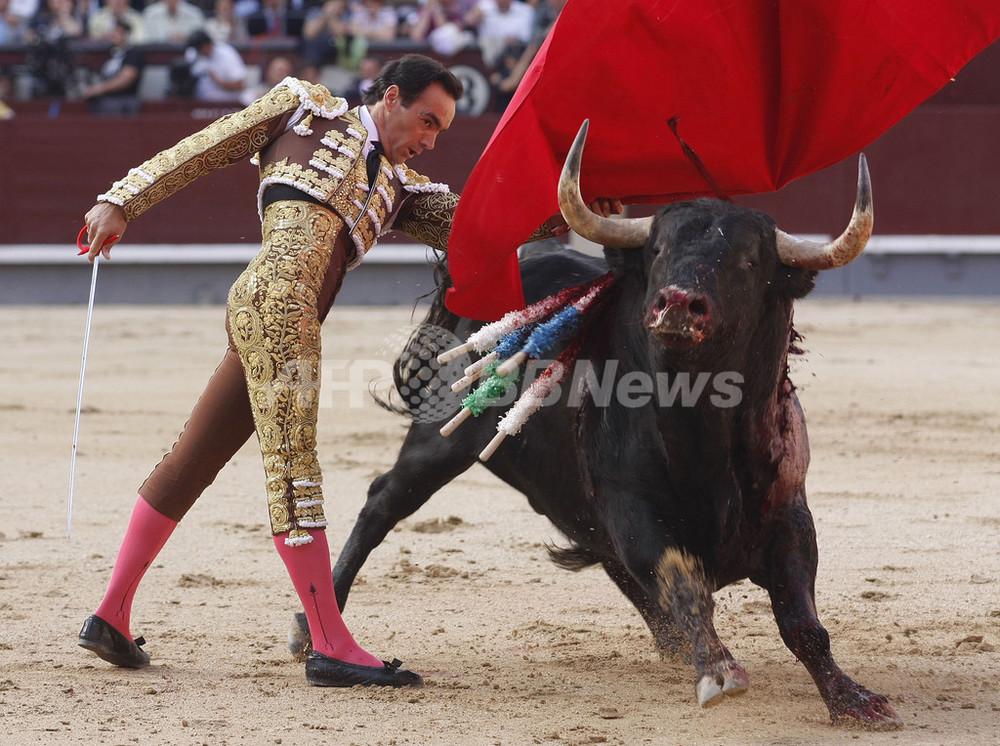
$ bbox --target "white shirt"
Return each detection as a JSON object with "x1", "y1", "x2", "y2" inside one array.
[
  {"x1": 9, "y1": 0, "x2": 38, "y2": 21},
  {"x1": 142, "y1": 1, "x2": 206, "y2": 43},
  {"x1": 359, "y1": 104, "x2": 382, "y2": 160},
  {"x1": 192, "y1": 41, "x2": 247, "y2": 102},
  {"x1": 474, "y1": 0, "x2": 534, "y2": 66}
]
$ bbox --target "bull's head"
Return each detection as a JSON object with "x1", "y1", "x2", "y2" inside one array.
[{"x1": 558, "y1": 120, "x2": 873, "y2": 349}]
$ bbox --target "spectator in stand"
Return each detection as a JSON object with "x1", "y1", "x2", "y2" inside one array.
[
  {"x1": 231, "y1": 0, "x2": 256, "y2": 20},
  {"x1": 8, "y1": 0, "x2": 36, "y2": 30},
  {"x1": 406, "y1": 0, "x2": 474, "y2": 56},
  {"x1": 488, "y1": 0, "x2": 562, "y2": 110},
  {"x1": 338, "y1": 50, "x2": 376, "y2": 104},
  {"x1": 24, "y1": 0, "x2": 84, "y2": 42},
  {"x1": 88, "y1": 0, "x2": 146, "y2": 42},
  {"x1": 0, "y1": 67, "x2": 15, "y2": 118},
  {"x1": 1, "y1": 1, "x2": 22, "y2": 43},
  {"x1": 298, "y1": 0, "x2": 348, "y2": 81},
  {"x1": 1, "y1": 0, "x2": 28, "y2": 43},
  {"x1": 348, "y1": 0, "x2": 396, "y2": 43},
  {"x1": 185, "y1": 27, "x2": 245, "y2": 101},
  {"x1": 354, "y1": 52, "x2": 377, "y2": 95},
  {"x1": 79, "y1": 19, "x2": 145, "y2": 113},
  {"x1": 204, "y1": 0, "x2": 245, "y2": 41},
  {"x1": 142, "y1": 0, "x2": 205, "y2": 43},
  {"x1": 238, "y1": 50, "x2": 290, "y2": 103},
  {"x1": 186, "y1": 0, "x2": 215, "y2": 13},
  {"x1": 23, "y1": 0, "x2": 82, "y2": 94},
  {"x1": 245, "y1": 0, "x2": 305, "y2": 38},
  {"x1": 464, "y1": 0, "x2": 533, "y2": 68}
]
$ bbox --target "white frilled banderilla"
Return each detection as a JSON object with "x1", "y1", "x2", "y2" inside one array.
[{"x1": 437, "y1": 273, "x2": 615, "y2": 460}]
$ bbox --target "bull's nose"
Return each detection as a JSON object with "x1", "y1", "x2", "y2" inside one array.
[
  {"x1": 644, "y1": 286, "x2": 713, "y2": 340},
  {"x1": 651, "y1": 286, "x2": 711, "y2": 320}
]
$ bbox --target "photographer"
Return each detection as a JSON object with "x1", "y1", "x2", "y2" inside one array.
[{"x1": 79, "y1": 19, "x2": 145, "y2": 115}]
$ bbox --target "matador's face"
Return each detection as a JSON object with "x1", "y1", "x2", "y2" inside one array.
[{"x1": 379, "y1": 82, "x2": 456, "y2": 166}]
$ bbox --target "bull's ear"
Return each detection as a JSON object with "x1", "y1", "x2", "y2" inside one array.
[
  {"x1": 602, "y1": 246, "x2": 645, "y2": 277},
  {"x1": 775, "y1": 266, "x2": 817, "y2": 299}
]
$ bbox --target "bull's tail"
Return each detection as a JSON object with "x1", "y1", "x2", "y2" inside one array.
[
  {"x1": 547, "y1": 543, "x2": 601, "y2": 571},
  {"x1": 418, "y1": 249, "x2": 458, "y2": 330}
]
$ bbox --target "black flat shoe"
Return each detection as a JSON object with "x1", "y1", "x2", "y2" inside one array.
[
  {"x1": 305, "y1": 652, "x2": 423, "y2": 688},
  {"x1": 78, "y1": 614, "x2": 150, "y2": 669}
]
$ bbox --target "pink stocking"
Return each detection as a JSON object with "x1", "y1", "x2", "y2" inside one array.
[
  {"x1": 94, "y1": 495, "x2": 177, "y2": 639},
  {"x1": 273, "y1": 530, "x2": 382, "y2": 667}
]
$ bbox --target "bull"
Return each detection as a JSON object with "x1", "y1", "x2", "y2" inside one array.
[{"x1": 292, "y1": 122, "x2": 900, "y2": 727}]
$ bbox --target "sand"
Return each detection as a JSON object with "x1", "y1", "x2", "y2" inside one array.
[{"x1": 1, "y1": 298, "x2": 998, "y2": 746}]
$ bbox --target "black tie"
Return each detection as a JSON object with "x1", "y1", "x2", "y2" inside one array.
[{"x1": 366, "y1": 141, "x2": 384, "y2": 187}]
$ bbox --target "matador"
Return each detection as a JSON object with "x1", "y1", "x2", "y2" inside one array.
[{"x1": 76, "y1": 55, "x2": 572, "y2": 688}]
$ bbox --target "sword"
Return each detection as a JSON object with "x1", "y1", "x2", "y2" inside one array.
[{"x1": 68, "y1": 227, "x2": 116, "y2": 537}]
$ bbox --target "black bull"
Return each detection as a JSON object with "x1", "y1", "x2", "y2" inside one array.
[{"x1": 292, "y1": 152, "x2": 899, "y2": 727}]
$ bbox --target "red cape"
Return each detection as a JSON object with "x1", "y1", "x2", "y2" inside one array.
[{"x1": 446, "y1": 0, "x2": 1000, "y2": 320}]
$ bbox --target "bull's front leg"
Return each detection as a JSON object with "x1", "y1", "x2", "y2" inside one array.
[
  {"x1": 584, "y1": 402, "x2": 748, "y2": 707},
  {"x1": 600, "y1": 557, "x2": 691, "y2": 660},
  {"x1": 654, "y1": 547, "x2": 750, "y2": 706},
  {"x1": 598, "y1": 485, "x2": 748, "y2": 707},
  {"x1": 760, "y1": 498, "x2": 902, "y2": 728}
]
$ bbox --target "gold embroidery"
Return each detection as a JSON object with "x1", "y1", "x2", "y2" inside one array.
[
  {"x1": 227, "y1": 200, "x2": 343, "y2": 545},
  {"x1": 395, "y1": 191, "x2": 459, "y2": 253},
  {"x1": 98, "y1": 85, "x2": 309, "y2": 221},
  {"x1": 97, "y1": 89, "x2": 452, "y2": 271},
  {"x1": 396, "y1": 165, "x2": 435, "y2": 190},
  {"x1": 309, "y1": 146, "x2": 354, "y2": 177},
  {"x1": 527, "y1": 220, "x2": 561, "y2": 242}
]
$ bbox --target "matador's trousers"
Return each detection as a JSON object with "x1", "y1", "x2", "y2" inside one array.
[{"x1": 139, "y1": 200, "x2": 350, "y2": 547}]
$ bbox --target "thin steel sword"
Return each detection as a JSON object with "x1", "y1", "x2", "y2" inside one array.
[{"x1": 68, "y1": 253, "x2": 101, "y2": 537}]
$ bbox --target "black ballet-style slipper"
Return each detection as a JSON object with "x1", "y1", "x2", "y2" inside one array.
[
  {"x1": 78, "y1": 614, "x2": 150, "y2": 669},
  {"x1": 305, "y1": 652, "x2": 423, "y2": 688}
]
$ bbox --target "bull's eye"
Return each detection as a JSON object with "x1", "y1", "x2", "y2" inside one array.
[{"x1": 745, "y1": 259, "x2": 756, "y2": 269}]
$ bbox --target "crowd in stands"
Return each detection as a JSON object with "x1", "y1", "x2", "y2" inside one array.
[{"x1": 0, "y1": 0, "x2": 567, "y2": 115}]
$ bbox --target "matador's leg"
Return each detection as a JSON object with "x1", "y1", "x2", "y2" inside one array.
[
  {"x1": 84, "y1": 326, "x2": 256, "y2": 663},
  {"x1": 227, "y1": 200, "x2": 405, "y2": 675},
  {"x1": 227, "y1": 200, "x2": 343, "y2": 547}
]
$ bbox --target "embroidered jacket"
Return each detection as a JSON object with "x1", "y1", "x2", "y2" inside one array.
[{"x1": 97, "y1": 77, "x2": 458, "y2": 269}]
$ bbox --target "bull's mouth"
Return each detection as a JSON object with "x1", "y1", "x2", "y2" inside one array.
[{"x1": 648, "y1": 325, "x2": 706, "y2": 349}]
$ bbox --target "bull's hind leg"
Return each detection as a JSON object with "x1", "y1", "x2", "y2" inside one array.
[
  {"x1": 655, "y1": 548, "x2": 750, "y2": 707},
  {"x1": 760, "y1": 499, "x2": 901, "y2": 728},
  {"x1": 288, "y1": 424, "x2": 478, "y2": 657}
]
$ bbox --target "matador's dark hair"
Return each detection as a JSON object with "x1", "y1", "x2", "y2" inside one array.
[{"x1": 362, "y1": 54, "x2": 464, "y2": 107}]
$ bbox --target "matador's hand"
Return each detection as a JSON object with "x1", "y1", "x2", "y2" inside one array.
[
  {"x1": 588, "y1": 197, "x2": 623, "y2": 218},
  {"x1": 547, "y1": 197, "x2": 624, "y2": 235},
  {"x1": 82, "y1": 202, "x2": 127, "y2": 261}
]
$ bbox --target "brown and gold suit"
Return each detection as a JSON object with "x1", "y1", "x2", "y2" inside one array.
[{"x1": 97, "y1": 77, "x2": 469, "y2": 547}]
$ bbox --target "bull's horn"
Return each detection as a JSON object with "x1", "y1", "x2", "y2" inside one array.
[
  {"x1": 776, "y1": 154, "x2": 873, "y2": 270},
  {"x1": 558, "y1": 120, "x2": 653, "y2": 249}
]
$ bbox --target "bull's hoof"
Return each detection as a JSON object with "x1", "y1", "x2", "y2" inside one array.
[
  {"x1": 288, "y1": 612, "x2": 312, "y2": 661},
  {"x1": 830, "y1": 690, "x2": 903, "y2": 730},
  {"x1": 696, "y1": 662, "x2": 750, "y2": 707}
]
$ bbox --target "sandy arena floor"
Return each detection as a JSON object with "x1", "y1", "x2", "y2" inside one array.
[{"x1": 0, "y1": 299, "x2": 998, "y2": 745}]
